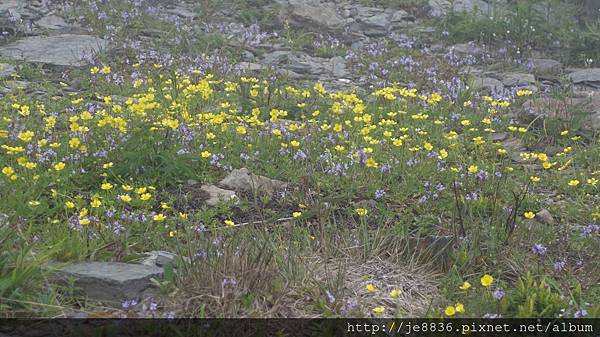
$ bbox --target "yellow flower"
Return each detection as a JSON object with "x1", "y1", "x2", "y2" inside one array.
[
  {"x1": 90, "y1": 66, "x2": 100, "y2": 75},
  {"x1": 480, "y1": 274, "x2": 494, "y2": 287},
  {"x1": 355, "y1": 208, "x2": 368, "y2": 216},
  {"x1": 588, "y1": 178, "x2": 598, "y2": 186},
  {"x1": 459, "y1": 281, "x2": 471, "y2": 290},
  {"x1": 372, "y1": 307, "x2": 385, "y2": 314},
  {"x1": 568, "y1": 180, "x2": 580, "y2": 187},
  {"x1": 79, "y1": 217, "x2": 90, "y2": 225},
  {"x1": 292, "y1": 211, "x2": 302, "y2": 218},
  {"x1": 169, "y1": 230, "x2": 177, "y2": 237},
  {"x1": 366, "y1": 283, "x2": 377, "y2": 292},
  {"x1": 100, "y1": 65, "x2": 111, "y2": 74},
  {"x1": 100, "y1": 182, "x2": 113, "y2": 190},
  {"x1": 53, "y1": 162, "x2": 66, "y2": 171},
  {"x1": 390, "y1": 289, "x2": 402, "y2": 298},
  {"x1": 68, "y1": 137, "x2": 81, "y2": 148},
  {"x1": 444, "y1": 306, "x2": 456, "y2": 316},
  {"x1": 366, "y1": 158, "x2": 378, "y2": 168},
  {"x1": 468, "y1": 165, "x2": 478, "y2": 174},
  {"x1": 530, "y1": 176, "x2": 540, "y2": 182},
  {"x1": 65, "y1": 201, "x2": 75, "y2": 209},
  {"x1": 90, "y1": 199, "x2": 102, "y2": 208},
  {"x1": 236, "y1": 126, "x2": 247, "y2": 135},
  {"x1": 523, "y1": 211, "x2": 535, "y2": 219},
  {"x1": 438, "y1": 149, "x2": 448, "y2": 160},
  {"x1": 290, "y1": 140, "x2": 300, "y2": 147},
  {"x1": 140, "y1": 193, "x2": 152, "y2": 201},
  {"x1": 224, "y1": 219, "x2": 235, "y2": 226},
  {"x1": 120, "y1": 194, "x2": 132, "y2": 203},
  {"x1": 2, "y1": 166, "x2": 15, "y2": 176},
  {"x1": 201, "y1": 151, "x2": 211, "y2": 158},
  {"x1": 455, "y1": 303, "x2": 465, "y2": 313},
  {"x1": 153, "y1": 213, "x2": 166, "y2": 222}
]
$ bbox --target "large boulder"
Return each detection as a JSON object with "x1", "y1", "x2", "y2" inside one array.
[
  {"x1": 0, "y1": 34, "x2": 108, "y2": 66},
  {"x1": 50, "y1": 262, "x2": 163, "y2": 304}
]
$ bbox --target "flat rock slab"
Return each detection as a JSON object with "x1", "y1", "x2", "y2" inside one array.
[
  {"x1": 51, "y1": 261, "x2": 162, "y2": 303},
  {"x1": 0, "y1": 34, "x2": 108, "y2": 66},
  {"x1": 568, "y1": 68, "x2": 600, "y2": 86},
  {"x1": 35, "y1": 14, "x2": 69, "y2": 30},
  {"x1": 200, "y1": 184, "x2": 238, "y2": 207}
]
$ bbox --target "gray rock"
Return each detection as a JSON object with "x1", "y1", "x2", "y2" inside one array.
[
  {"x1": 328, "y1": 56, "x2": 347, "y2": 77},
  {"x1": 428, "y1": 0, "x2": 451, "y2": 16},
  {"x1": 219, "y1": 168, "x2": 287, "y2": 197},
  {"x1": 262, "y1": 51, "x2": 347, "y2": 78},
  {"x1": 0, "y1": 80, "x2": 28, "y2": 94},
  {"x1": 429, "y1": 0, "x2": 491, "y2": 17},
  {"x1": 164, "y1": 5, "x2": 197, "y2": 19},
  {"x1": 347, "y1": 6, "x2": 412, "y2": 36},
  {"x1": 453, "y1": 0, "x2": 491, "y2": 15},
  {"x1": 0, "y1": 63, "x2": 16, "y2": 80},
  {"x1": 450, "y1": 42, "x2": 484, "y2": 57},
  {"x1": 35, "y1": 14, "x2": 68, "y2": 30},
  {"x1": 527, "y1": 58, "x2": 561, "y2": 74},
  {"x1": 237, "y1": 62, "x2": 263, "y2": 71},
  {"x1": 140, "y1": 251, "x2": 182, "y2": 267},
  {"x1": 535, "y1": 209, "x2": 555, "y2": 225},
  {"x1": 472, "y1": 77, "x2": 503, "y2": 93},
  {"x1": 501, "y1": 72, "x2": 536, "y2": 87},
  {"x1": 279, "y1": 0, "x2": 345, "y2": 31},
  {"x1": 592, "y1": 112, "x2": 600, "y2": 130},
  {"x1": 50, "y1": 261, "x2": 162, "y2": 303},
  {"x1": 489, "y1": 132, "x2": 508, "y2": 142},
  {"x1": 568, "y1": 68, "x2": 600, "y2": 87},
  {"x1": 0, "y1": 34, "x2": 108, "y2": 66},
  {"x1": 200, "y1": 184, "x2": 238, "y2": 207}
]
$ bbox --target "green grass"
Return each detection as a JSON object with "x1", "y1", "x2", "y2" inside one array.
[{"x1": 0, "y1": 0, "x2": 599, "y2": 319}]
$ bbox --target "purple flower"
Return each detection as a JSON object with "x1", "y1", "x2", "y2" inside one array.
[
  {"x1": 574, "y1": 309, "x2": 587, "y2": 318},
  {"x1": 554, "y1": 259, "x2": 566, "y2": 271},
  {"x1": 532, "y1": 243, "x2": 547, "y2": 256},
  {"x1": 493, "y1": 289, "x2": 505, "y2": 300},
  {"x1": 325, "y1": 290, "x2": 335, "y2": 304},
  {"x1": 581, "y1": 223, "x2": 599, "y2": 238},
  {"x1": 374, "y1": 189, "x2": 386, "y2": 199}
]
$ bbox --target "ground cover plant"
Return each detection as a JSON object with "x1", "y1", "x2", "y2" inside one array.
[{"x1": 0, "y1": 0, "x2": 599, "y2": 319}]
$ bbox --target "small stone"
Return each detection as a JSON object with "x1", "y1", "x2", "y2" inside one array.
[
  {"x1": 50, "y1": 261, "x2": 163, "y2": 304},
  {"x1": 450, "y1": 43, "x2": 483, "y2": 56},
  {"x1": 501, "y1": 72, "x2": 536, "y2": 87},
  {"x1": 200, "y1": 184, "x2": 238, "y2": 207},
  {"x1": 535, "y1": 209, "x2": 555, "y2": 225},
  {"x1": 164, "y1": 5, "x2": 197, "y2": 19},
  {"x1": 489, "y1": 132, "x2": 508, "y2": 142},
  {"x1": 139, "y1": 251, "x2": 182, "y2": 267},
  {"x1": 219, "y1": 168, "x2": 287, "y2": 197},
  {"x1": 0, "y1": 63, "x2": 16, "y2": 79}
]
